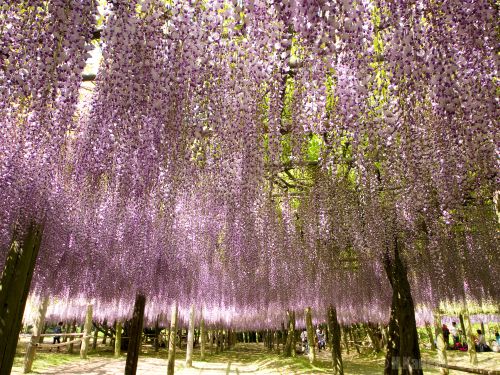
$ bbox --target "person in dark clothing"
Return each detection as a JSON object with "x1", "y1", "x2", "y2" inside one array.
[
  {"x1": 475, "y1": 329, "x2": 491, "y2": 352},
  {"x1": 53, "y1": 322, "x2": 63, "y2": 344}
]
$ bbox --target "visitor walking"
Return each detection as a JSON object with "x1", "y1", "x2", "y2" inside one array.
[
  {"x1": 300, "y1": 329, "x2": 308, "y2": 354},
  {"x1": 317, "y1": 328, "x2": 326, "y2": 352},
  {"x1": 52, "y1": 322, "x2": 64, "y2": 352}
]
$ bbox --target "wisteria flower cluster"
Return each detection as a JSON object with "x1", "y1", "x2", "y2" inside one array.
[{"x1": 1, "y1": 0, "x2": 497, "y2": 326}]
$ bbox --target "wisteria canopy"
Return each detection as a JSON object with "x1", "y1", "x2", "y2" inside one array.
[{"x1": 0, "y1": 0, "x2": 498, "y2": 329}]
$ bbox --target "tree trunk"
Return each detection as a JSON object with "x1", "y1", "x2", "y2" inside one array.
[
  {"x1": 342, "y1": 326, "x2": 350, "y2": 355},
  {"x1": 463, "y1": 312, "x2": 478, "y2": 366},
  {"x1": 115, "y1": 321, "x2": 122, "y2": 358},
  {"x1": 284, "y1": 310, "x2": 296, "y2": 357},
  {"x1": 200, "y1": 317, "x2": 206, "y2": 360},
  {"x1": 305, "y1": 307, "x2": 316, "y2": 363},
  {"x1": 327, "y1": 306, "x2": 343, "y2": 375},
  {"x1": 185, "y1": 304, "x2": 195, "y2": 367},
  {"x1": 80, "y1": 304, "x2": 93, "y2": 359},
  {"x1": 384, "y1": 236, "x2": 423, "y2": 375},
  {"x1": 425, "y1": 321, "x2": 436, "y2": 350},
  {"x1": 24, "y1": 297, "x2": 49, "y2": 373},
  {"x1": 0, "y1": 223, "x2": 44, "y2": 375},
  {"x1": 167, "y1": 303, "x2": 178, "y2": 375},
  {"x1": 384, "y1": 290, "x2": 400, "y2": 375},
  {"x1": 433, "y1": 314, "x2": 449, "y2": 375},
  {"x1": 366, "y1": 323, "x2": 383, "y2": 352},
  {"x1": 396, "y1": 266, "x2": 422, "y2": 375},
  {"x1": 349, "y1": 326, "x2": 361, "y2": 355},
  {"x1": 124, "y1": 294, "x2": 146, "y2": 375}
]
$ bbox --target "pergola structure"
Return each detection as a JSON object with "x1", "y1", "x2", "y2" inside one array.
[{"x1": 0, "y1": 1, "x2": 498, "y2": 374}]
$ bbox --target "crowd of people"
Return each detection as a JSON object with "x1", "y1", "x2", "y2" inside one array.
[
  {"x1": 440, "y1": 321, "x2": 500, "y2": 353},
  {"x1": 299, "y1": 321, "x2": 500, "y2": 356}
]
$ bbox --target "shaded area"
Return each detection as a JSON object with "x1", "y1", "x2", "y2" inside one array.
[{"x1": 11, "y1": 342, "x2": 500, "y2": 374}]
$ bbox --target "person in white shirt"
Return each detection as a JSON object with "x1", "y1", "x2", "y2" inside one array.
[{"x1": 300, "y1": 329, "x2": 309, "y2": 354}]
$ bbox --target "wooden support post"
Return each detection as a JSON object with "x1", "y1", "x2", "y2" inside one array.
[
  {"x1": 23, "y1": 297, "x2": 49, "y2": 373},
  {"x1": 463, "y1": 312, "x2": 478, "y2": 366},
  {"x1": 305, "y1": 307, "x2": 316, "y2": 363},
  {"x1": 177, "y1": 328, "x2": 182, "y2": 350},
  {"x1": 209, "y1": 329, "x2": 214, "y2": 354},
  {"x1": 194, "y1": 327, "x2": 199, "y2": 346},
  {"x1": 215, "y1": 330, "x2": 220, "y2": 354},
  {"x1": 125, "y1": 294, "x2": 146, "y2": 375},
  {"x1": 186, "y1": 304, "x2": 195, "y2": 367},
  {"x1": 80, "y1": 304, "x2": 93, "y2": 359},
  {"x1": 167, "y1": 303, "x2": 178, "y2": 375},
  {"x1": 459, "y1": 314, "x2": 467, "y2": 343},
  {"x1": 281, "y1": 321, "x2": 286, "y2": 353},
  {"x1": 327, "y1": 306, "x2": 343, "y2": 375},
  {"x1": 200, "y1": 317, "x2": 206, "y2": 360},
  {"x1": 274, "y1": 330, "x2": 279, "y2": 353},
  {"x1": 63, "y1": 323, "x2": 69, "y2": 343},
  {"x1": 115, "y1": 321, "x2": 122, "y2": 358},
  {"x1": 0, "y1": 223, "x2": 44, "y2": 375},
  {"x1": 92, "y1": 324, "x2": 98, "y2": 350},
  {"x1": 153, "y1": 317, "x2": 160, "y2": 352},
  {"x1": 433, "y1": 313, "x2": 449, "y2": 375},
  {"x1": 102, "y1": 319, "x2": 108, "y2": 345},
  {"x1": 284, "y1": 310, "x2": 296, "y2": 357},
  {"x1": 38, "y1": 322, "x2": 48, "y2": 344},
  {"x1": 68, "y1": 320, "x2": 76, "y2": 353}
]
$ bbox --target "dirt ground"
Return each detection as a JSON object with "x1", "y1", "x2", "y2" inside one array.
[{"x1": 10, "y1": 342, "x2": 500, "y2": 374}]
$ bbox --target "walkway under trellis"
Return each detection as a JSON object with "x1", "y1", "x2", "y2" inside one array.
[{"x1": 11, "y1": 343, "x2": 500, "y2": 375}]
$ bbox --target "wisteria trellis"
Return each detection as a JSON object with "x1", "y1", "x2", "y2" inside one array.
[{"x1": 1, "y1": 0, "x2": 498, "y2": 327}]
